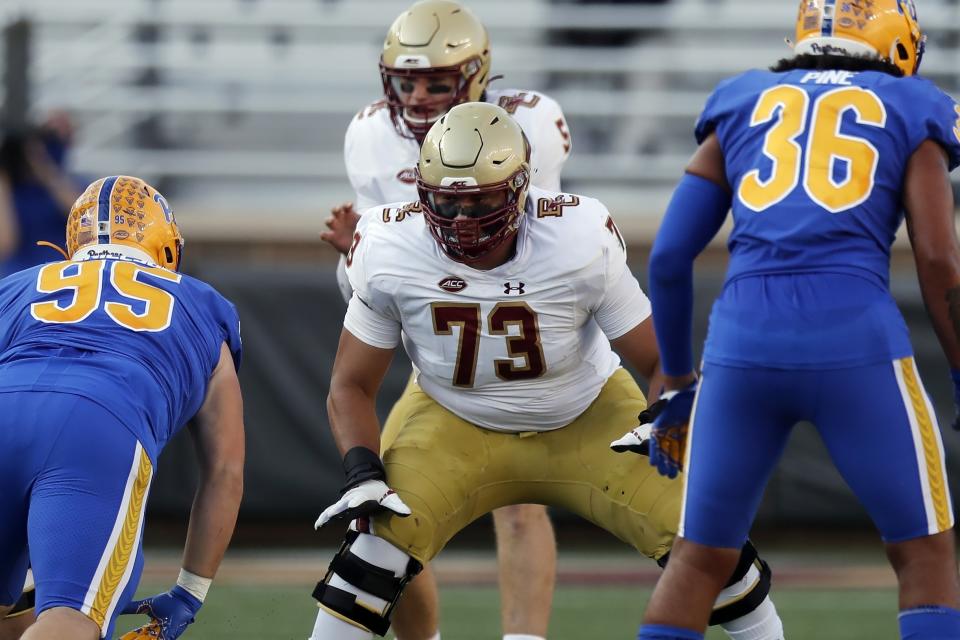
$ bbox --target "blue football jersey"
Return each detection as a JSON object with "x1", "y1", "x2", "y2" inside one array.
[
  {"x1": 695, "y1": 69, "x2": 960, "y2": 368},
  {"x1": 0, "y1": 252, "x2": 242, "y2": 462}
]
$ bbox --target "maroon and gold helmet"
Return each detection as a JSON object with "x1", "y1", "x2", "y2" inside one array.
[
  {"x1": 417, "y1": 102, "x2": 530, "y2": 264},
  {"x1": 380, "y1": 0, "x2": 491, "y2": 140},
  {"x1": 67, "y1": 176, "x2": 183, "y2": 270}
]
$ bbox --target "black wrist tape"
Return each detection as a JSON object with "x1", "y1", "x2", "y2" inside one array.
[{"x1": 342, "y1": 446, "x2": 387, "y2": 491}]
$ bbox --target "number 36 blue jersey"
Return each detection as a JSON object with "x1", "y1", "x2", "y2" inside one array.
[
  {"x1": 0, "y1": 250, "x2": 242, "y2": 462},
  {"x1": 695, "y1": 69, "x2": 960, "y2": 369}
]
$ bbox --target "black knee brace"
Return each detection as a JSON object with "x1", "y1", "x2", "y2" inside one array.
[
  {"x1": 708, "y1": 539, "x2": 773, "y2": 626},
  {"x1": 312, "y1": 530, "x2": 423, "y2": 636},
  {"x1": 655, "y1": 539, "x2": 773, "y2": 626}
]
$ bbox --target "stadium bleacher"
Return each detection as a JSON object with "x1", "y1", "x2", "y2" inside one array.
[{"x1": 2, "y1": 0, "x2": 958, "y2": 239}]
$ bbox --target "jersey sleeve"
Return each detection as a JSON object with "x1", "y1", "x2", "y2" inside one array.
[
  {"x1": 220, "y1": 299, "x2": 243, "y2": 371},
  {"x1": 591, "y1": 206, "x2": 651, "y2": 339},
  {"x1": 201, "y1": 286, "x2": 243, "y2": 371},
  {"x1": 694, "y1": 84, "x2": 726, "y2": 144},
  {"x1": 333, "y1": 206, "x2": 386, "y2": 304},
  {"x1": 342, "y1": 216, "x2": 402, "y2": 349},
  {"x1": 917, "y1": 83, "x2": 960, "y2": 171},
  {"x1": 526, "y1": 92, "x2": 572, "y2": 192},
  {"x1": 694, "y1": 73, "x2": 751, "y2": 145},
  {"x1": 0, "y1": 274, "x2": 25, "y2": 354},
  {"x1": 344, "y1": 115, "x2": 386, "y2": 212},
  {"x1": 335, "y1": 254, "x2": 353, "y2": 304}
]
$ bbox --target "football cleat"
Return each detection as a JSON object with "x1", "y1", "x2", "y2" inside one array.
[
  {"x1": 417, "y1": 102, "x2": 531, "y2": 263},
  {"x1": 380, "y1": 0, "x2": 491, "y2": 139},
  {"x1": 793, "y1": 0, "x2": 925, "y2": 76},
  {"x1": 67, "y1": 176, "x2": 184, "y2": 271}
]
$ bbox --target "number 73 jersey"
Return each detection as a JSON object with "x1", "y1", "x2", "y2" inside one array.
[
  {"x1": 343, "y1": 186, "x2": 650, "y2": 433},
  {"x1": 0, "y1": 250, "x2": 242, "y2": 463},
  {"x1": 697, "y1": 68, "x2": 960, "y2": 284}
]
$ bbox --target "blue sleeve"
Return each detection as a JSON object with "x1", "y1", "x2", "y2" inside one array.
[
  {"x1": 190, "y1": 277, "x2": 243, "y2": 371},
  {"x1": 219, "y1": 298, "x2": 243, "y2": 371},
  {"x1": 694, "y1": 74, "x2": 746, "y2": 145},
  {"x1": 0, "y1": 271, "x2": 32, "y2": 355},
  {"x1": 0, "y1": 288, "x2": 15, "y2": 354},
  {"x1": 648, "y1": 174, "x2": 731, "y2": 377},
  {"x1": 694, "y1": 87, "x2": 724, "y2": 145},
  {"x1": 900, "y1": 78, "x2": 960, "y2": 172},
  {"x1": 923, "y1": 88, "x2": 960, "y2": 171}
]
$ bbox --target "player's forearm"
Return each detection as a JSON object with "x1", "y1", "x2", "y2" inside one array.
[
  {"x1": 648, "y1": 173, "x2": 730, "y2": 381},
  {"x1": 916, "y1": 258, "x2": 960, "y2": 370},
  {"x1": 646, "y1": 362, "x2": 667, "y2": 405},
  {"x1": 648, "y1": 259, "x2": 696, "y2": 382},
  {"x1": 181, "y1": 463, "x2": 243, "y2": 578},
  {"x1": 327, "y1": 383, "x2": 382, "y2": 456},
  {"x1": 0, "y1": 217, "x2": 17, "y2": 259},
  {"x1": 0, "y1": 177, "x2": 19, "y2": 259},
  {"x1": 903, "y1": 140, "x2": 960, "y2": 369},
  {"x1": 45, "y1": 176, "x2": 81, "y2": 215}
]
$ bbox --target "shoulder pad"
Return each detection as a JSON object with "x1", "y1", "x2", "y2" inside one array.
[{"x1": 354, "y1": 99, "x2": 390, "y2": 122}]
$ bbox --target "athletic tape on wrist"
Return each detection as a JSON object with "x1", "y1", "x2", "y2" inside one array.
[{"x1": 177, "y1": 568, "x2": 212, "y2": 602}]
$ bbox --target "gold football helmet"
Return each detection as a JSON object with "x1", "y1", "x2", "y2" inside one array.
[
  {"x1": 380, "y1": 0, "x2": 491, "y2": 139},
  {"x1": 67, "y1": 176, "x2": 183, "y2": 270},
  {"x1": 417, "y1": 102, "x2": 530, "y2": 263},
  {"x1": 793, "y1": 0, "x2": 925, "y2": 76}
]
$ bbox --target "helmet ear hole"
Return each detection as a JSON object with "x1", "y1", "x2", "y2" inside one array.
[
  {"x1": 896, "y1": 42, "x2": 909, "y2": 60},
  {"x1": 165, "y1": 247, "x2": 174, "y2": 265}
]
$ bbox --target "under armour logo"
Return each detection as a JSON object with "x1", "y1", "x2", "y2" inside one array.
[{"x1": 504, "y1": 282, "x2": 525, "y2": 295}]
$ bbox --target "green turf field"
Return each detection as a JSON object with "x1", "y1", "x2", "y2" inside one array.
[{"x1": 113, "y1": 583, "x2": 901, "y2": 639}]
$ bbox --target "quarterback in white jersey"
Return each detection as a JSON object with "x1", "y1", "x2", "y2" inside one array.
[
  {"x1": 307, "y1": 103, "x2": 785, "y2": 640},
  {"x1": 321, "y1": 3, "x2": 570, "y2": 639},
  {"x1": 345, "y1": 87, "x2": 570, "y2": 213}
]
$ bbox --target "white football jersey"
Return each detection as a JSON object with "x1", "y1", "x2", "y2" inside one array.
[
  {"x1": 343, "y1": 186, "x2": 651, "y2": 432},
  {"x1": 344, "y1": 88, "x2": 572, "y2": 212}
]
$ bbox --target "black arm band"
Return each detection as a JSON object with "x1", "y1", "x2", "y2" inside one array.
[{"x1": 342, "y1": 446, "x2": 387, "y2": 491}]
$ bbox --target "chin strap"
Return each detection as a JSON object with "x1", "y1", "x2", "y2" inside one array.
[{"x1": 36, "y1": 241, "x2": 69, "y2": 260}]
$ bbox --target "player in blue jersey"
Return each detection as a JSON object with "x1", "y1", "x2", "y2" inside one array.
[
  {"x1": 0, "y1": 175, "x2": 245, "y2": 640},
  {"x1": 625, "y1": 1, "x2": 960, "y2": 639}
]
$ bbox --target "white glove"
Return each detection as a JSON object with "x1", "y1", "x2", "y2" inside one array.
[
  {"x1": 314, "y1": 479, "x2": 411, "y2": 530},
  {"x1": 610, "y1": 397, "x2": 666, "y2": 455},
  {"x1": 610, "y1": 422, "x2": 652, "y2": 454}
]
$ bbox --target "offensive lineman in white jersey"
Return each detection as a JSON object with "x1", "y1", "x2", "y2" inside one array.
[
  {"x1": 308, "y1": 103, "x2": 785, "y2": 640},
  {"x1": 321, "y1": 2, "x2": 569, "y2": 639}
]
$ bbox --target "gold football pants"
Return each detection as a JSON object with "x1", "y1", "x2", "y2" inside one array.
[{"x1": 373, "y1": 368, "x2": 680, "y2": 563}]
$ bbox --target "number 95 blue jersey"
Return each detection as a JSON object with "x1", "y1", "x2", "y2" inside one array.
[
  {"x1": 0, "y1": 250, "x2": 242, "y2": 463},
  {"x1": 695, "y1": 69, "x2": 960, "y2": 369}
]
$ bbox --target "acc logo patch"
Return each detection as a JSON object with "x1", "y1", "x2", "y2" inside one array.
[
  {"x1": 438, "y1": 277, "x2": 467, "y2": 292},
  {"x1": 113, "y1": 230, "x2": 130, "y2": 240},
  {"x1": 396, "y1": 168, "x2": 417, "y2": 184}
]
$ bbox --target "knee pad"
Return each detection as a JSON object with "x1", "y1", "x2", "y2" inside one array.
[
  {"x1": 708, "y1": 539, "x2": 772, "y2": 626},
  {"x1": 312, "y1": 530, "x2": 422, "y2": 637}
]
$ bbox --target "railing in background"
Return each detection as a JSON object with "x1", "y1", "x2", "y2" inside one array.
[{"x1": 2, "y1": 0, "x2": 958, "y2": 239}]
